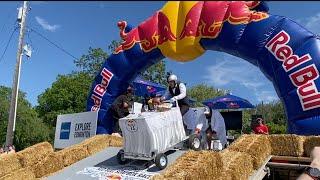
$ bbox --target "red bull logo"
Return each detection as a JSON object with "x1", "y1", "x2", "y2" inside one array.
[
  {"x1": 115, "y1": 11, "x2": 176, "y2": 54},
  {"x1": 114, "y1": 1, "x2": 269, "y2": 61},
  {"x1": 179, "y1": 1, "x2": 269, "y2": 40}
]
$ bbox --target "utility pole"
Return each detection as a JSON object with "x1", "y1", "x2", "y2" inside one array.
[{"x1": 5, "y1": 1, "x2": 28, "y2": 150}]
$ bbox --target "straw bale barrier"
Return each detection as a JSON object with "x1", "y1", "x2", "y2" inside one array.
[
  {"x1": 80, "y1": 135, "x2": 123, "y2": 156},
  {"x1": 31, "y1": 152, "x2": 64, "y2": 178},
  {"x1": 16, "y1": 142, "x2": 53, "y2": 167},
  {"x1": 220, "y1": 149, "x2": 254, "y2": 180},
  {"x1": 269, "y1": 134, "x2": 305, "y2": 156},
  {"x1": 228, "y1": 134, "x2": 271, "y2": 169},
  {"x1": 0, "y1": 167, "x2": 36, "y2": 180},
  {"x1": 0, "y1": 153, "x2": 22, "y2": 178},
  {"x1": 153, "y1": 150, "x2": 222, "y2": 180},
  {"x1": 109, "y1": 136, "x2": 123, "y2": 147},
  {"x1": 303, "y1": 136, "x2": 320, "y2": 157},
  {"x1": 55, "y1": 144, "x2": 89, "y2": 167}
]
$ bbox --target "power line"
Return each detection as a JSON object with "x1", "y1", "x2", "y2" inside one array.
[
  {"x1": 0, "y1": 27, "x2": 18, "y2": 63},
  {"x1": 0, "y1": 3, "x2": 19, "y2": 36},
  {"x1": 28, "y1": 27, "x2": 79, "y2": 61}
]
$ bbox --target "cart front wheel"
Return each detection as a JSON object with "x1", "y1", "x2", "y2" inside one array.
[
  {"x1": 154, "y1": 153, "x2": 167, "y2": 170},
  {"x1": 116, "y1": 149, "x2": 127, "y2": 165},
  {"x1": 189, "y1": 134, "x2": 202, "y2": 151}
]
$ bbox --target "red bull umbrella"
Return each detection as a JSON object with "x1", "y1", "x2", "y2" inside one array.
[
  {"x1": 132, "y1": 76, "x2": 166, "y2": 97},
  {"x1": 202, "y1": 94, "x2": 255, "y2": 110}
]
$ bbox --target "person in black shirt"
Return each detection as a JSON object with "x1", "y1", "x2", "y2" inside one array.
[
  {"x1": 110, "y1": 85, "x2": 134, "y2": 135},
  {"x1": 161, "y1": 74, "x2": 190, "y2": 116}
]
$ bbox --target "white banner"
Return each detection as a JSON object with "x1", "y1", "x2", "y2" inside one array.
[
  {"x1": 77, "y1": 166, "x2": 158, "y2": 180},
  {"x1": 54, "y1": 111, "x2": 98, "y2": 149}
]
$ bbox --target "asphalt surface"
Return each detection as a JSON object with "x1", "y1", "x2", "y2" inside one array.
[{"x1": 47, "y1": 147, "x2": 187, "y2": 180}]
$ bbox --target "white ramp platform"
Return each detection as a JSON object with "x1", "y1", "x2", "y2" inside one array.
[{"x1": 47, "y1": 147, "x2": 186, "y2": 180}]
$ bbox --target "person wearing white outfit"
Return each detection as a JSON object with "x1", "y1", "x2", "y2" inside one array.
[{"x1": 204, "y1": 107, "x2": 227, "y2": 149}]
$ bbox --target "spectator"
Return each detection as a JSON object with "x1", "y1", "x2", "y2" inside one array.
[
  {"x1": 253, "y1": 118, "x2": 269, "y2": 135},
  {"x1": 110, "y1": 85, "x2": 134, "y2": 136},
  {"x1": 8, "y1": 145, "x2": 15, "y2": 153},
  {"x1": 298, "y1": 146, "x2": 320, "y2": 180}
]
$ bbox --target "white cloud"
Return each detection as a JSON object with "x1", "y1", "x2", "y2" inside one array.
[
  {"x1": 35, "y1": 16, "x2": 60, "y2": 32},
  {"x1": 298, "y1": 12, "x2": 320, "y2": 35},
  {"x1": 257, "y1": 90, "x2": 279, "y2": 102},
  {"x1": 203, "y1": 54, "x2": 278, "y2": 103}
]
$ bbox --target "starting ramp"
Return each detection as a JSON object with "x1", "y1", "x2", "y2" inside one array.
[{"x1": 46, "y1": 147, "x2": 187, "y2": 180}]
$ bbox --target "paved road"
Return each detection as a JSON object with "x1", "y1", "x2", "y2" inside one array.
[{"x1": 47, "y1": 147, "x2": 187, "y2": 180}]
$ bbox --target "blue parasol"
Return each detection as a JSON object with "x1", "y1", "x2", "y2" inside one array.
[
  {"x1": 202, "y1": 94, "x2": 255, "y2": 110},
  {"x1": 132, "y1": 76, "x2": 166, "y2": 97}
]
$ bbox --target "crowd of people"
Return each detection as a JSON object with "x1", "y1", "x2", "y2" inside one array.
[{"x1": 0, "y1": 145, "x2": 16, "y2": 157}]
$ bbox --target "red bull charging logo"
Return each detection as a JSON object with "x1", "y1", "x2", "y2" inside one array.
[{"x1": 114, "y1": 1, "x2": 268, "y2": 61}]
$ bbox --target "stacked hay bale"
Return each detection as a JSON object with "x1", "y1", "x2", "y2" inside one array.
[
  {"x1": 16, "y1": 142, "x2": 53, "y2": 168},
  {"x1": 219, "y1": 149, "x2": 254, "y2": 180},
  {"x1": 80, "y1": 135, "x2": 123, "y2": 156},
  {"x1": 0, "y1": 167, "x2": 35, "y2": 180},
  {"x1": 153, "y1": 150, "x2": 222, "y2": 180},
  {"x1": 228, "y1": 134, "x2": 271, "y2": 169},
  {"x1": 31, "y1": 152, "x2": 64, "y2": 178},
  {"x1": 269, "y1": 134, "x2": 305, "y2": 156},
  {"x1": 303, "y1": 136, "x2": 320, "y2": 157},
  {"x1": 55, "y1": 144, "x2": 89, "y2": 167},
  {"x1": 0, "y1": 153, "x2": 22, "y2": 178},
  {"x1": 0, "y1": 135, "x2": 123, "y2": 179}
]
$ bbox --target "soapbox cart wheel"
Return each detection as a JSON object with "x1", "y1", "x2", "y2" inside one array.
[
  {"x1": 154, "y1": 153, "x2": 168, "y2": 170},
  {"x1": 188, "y1": 134, "x2": 202, "y2": 151},
  {"x1": 116, "y1": 149, "x2": 128, "y2": 165}
]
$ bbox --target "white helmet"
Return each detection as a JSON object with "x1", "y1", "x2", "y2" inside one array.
[
  {"x1": 204, "y1": 106, "x2": 211, "y2": 115},
  {"x1": 168, "y1": 74, "x2": 178, "y2": 82}
]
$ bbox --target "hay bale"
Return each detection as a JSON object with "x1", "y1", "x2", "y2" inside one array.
[
  {"x1": 0, "y1": 153, "x2": 22, "y2": 178},
  {"x1": 0, "y1": 167, "x2": 36, "y2": 180},
  {"x1": 228, "y1": 134, "x2": 271, "y2": 169},
  {"x1": 269, "y1": 134, "x2": 305, "y2": 156},
  {"x1": 304, "y1": 136, "x2": 320, "y2": 157},
  {"x1": 109, "y1": 136, "x2": 123, "y2": 147},
  {"x1": 157, "y1": 150, "x2": 222, "y2": 180},
  {"x1": 56, "y1": 144, "x2": 89, "y2": 167},
  {"x1": 17, "y1": 142, "x2": 53, "y2": 167},
  {"x1": 79, "y1": 135, "x2": 110, "y2": 155},
  {"x1": 80, "y1": 135, "x2": 123, "y2": 156},
  {"x1": 31, "y1": 152, "x2": 64, "y2": 178},
  {"x1": 219, "y1": 149, "x2": 254, "y2": 180}
]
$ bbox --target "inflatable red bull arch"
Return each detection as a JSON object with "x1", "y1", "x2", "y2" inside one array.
[{"x1": 87, "y1": 1, "x2": 320, "y2": 135}]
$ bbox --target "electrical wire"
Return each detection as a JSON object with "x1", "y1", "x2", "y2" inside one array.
[
  {"x1": 0, "y1": 26, "x2": 18, "y2": 63},
  {"x1": 28, "y1": 27, "x2": 79, "y2": 61}
]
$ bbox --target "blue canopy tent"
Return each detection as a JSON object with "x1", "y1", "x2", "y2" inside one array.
[
  {"x1": 132, "y1": 76, "x2": 166, "y2": 97},
  {"x1": 202, "y1": 94, "x2": 255, "y2": 134},
  {"x1": 202, "y1": 94, "x2": 255, "y2": 110}
]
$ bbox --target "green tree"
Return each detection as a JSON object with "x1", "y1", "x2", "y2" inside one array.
[
  {"x1": 0, "y1": 86, "x2": 51, "y2": 151},
  {"x1": 36, "y1": 72, "x2": 92, "y2": 127},
  {"x1": 74, "y1": 47, "x2": 108, "y2": 77},
  {"x1": 108, "y1": 40, "x2": 121, "y2": 52},
  {"x1": 140, "y1": 60, "x2": 169, "y2": 86},
  {"x1": 187, "y1": 84, "x2": 227, "y2": 107}
]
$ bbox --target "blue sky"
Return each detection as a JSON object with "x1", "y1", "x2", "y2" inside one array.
[{"x1": 0, "y1": 1, "x2": 320, "y2": 107}]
